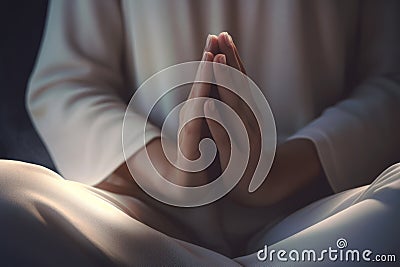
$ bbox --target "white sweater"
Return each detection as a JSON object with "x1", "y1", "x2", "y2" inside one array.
[{"x1": 27, "y1": 0, "x2": 400, "y2": 192}]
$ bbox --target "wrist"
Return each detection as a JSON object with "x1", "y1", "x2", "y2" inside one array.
[
  {"x1": 275, "y1": 138, "x2": 323, "y2": 182},
  {"x1": 95, "y1": 138, "x2": 167, "y2": 198},
  {"x1": 232, "y1": 138, "x2": 327, "y2": 207}
]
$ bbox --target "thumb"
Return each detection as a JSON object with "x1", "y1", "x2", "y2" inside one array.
[{"x1": 204, "y1": 99, "x2": 230, "y2": 171}]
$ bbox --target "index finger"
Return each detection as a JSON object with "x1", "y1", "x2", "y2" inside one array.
[{"x1": 188, "y1": 51, "x2": 214, "y2": 99}]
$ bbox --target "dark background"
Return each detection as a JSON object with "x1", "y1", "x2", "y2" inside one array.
[{"x1": 0, "y1": 1, "x2": 55, "y2": 170}]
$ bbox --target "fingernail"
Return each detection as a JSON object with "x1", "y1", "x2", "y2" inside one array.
[
  {"x1": 223, "y1": 32, "x2": 232, "y2": 47},
  {"x1": 205, "y1": 34, "x2": 212, "y2": 51},
  {"x1": 217, "y1": 54, "x2": 226, "y2": 64}
]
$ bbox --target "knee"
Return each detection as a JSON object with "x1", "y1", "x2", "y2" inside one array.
[
  {"x1": 362, "y1": 162, "x2": 400, "y2": 202},
  {"x1": 376, "y1": 162, "x2": 400, "y2": 185},
  {"x1": 0, "y1": 160, "x2": 62, "y2": 196},
  {"x1": 382, "y1": 162, "x2": 400, "y2": 176}
]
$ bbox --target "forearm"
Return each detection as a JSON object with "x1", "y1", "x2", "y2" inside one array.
[
  {"x1": 95, "y1": 138, "x2": 166, "y2": 199},
  {"x1": 96, "y1": 48, "x2": 218, "y2": 200}
]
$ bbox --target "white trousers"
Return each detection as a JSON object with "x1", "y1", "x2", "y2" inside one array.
[{"x1": 0, "y1": 160, "x2": 399, "y2": 266}]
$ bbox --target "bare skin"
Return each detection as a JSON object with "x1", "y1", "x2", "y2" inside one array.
[
  {"x1": 97, "y1": 39, "x2": 232, "y2": 255},
  {"x1": 96, "y1": 33, "x2": 333, "y2": 255},
  {"x1": 207, "y1": 33, "x2": 332, "y2": 206}
]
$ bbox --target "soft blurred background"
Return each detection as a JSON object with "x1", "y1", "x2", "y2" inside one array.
[{"x1": 0, "y1": 1, "x2": 55, "y2": 170}]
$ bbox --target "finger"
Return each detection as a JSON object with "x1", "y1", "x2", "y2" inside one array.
[
  {"x1": 217, "y1": 32, "x2": 245, "y2": 74},
  {"x1": 204, "y1": 34, "x2": 219, "y2": 55},
  {"x1": 179, "y1": 51, "x2": 214, "y2": 160},
  {"x1": 213, "y1": 54, "x2": 258, "y2": 134},
  {"x1": 216, "y1": 33, "x2": 252, "y2": 108},
  {"x1": 188, "y1": 51, "x2": 214, "y2": 99},
  {"x1": 224, "y1": 43, "x2": 258, "y2": 129},
  {"x1": 213, "y1": 54, "x2": 242, "y2": 110},
  {"x1": 182, "y1": 51, "x2": 213, "y2": 137},
  {"x1": 204, "y1": 99, "x2": 230, "y2": 170},
  {"x1": 232, "y1": 41, "x2": 246, "y2": 75},
  {"x1": 212, "y1": 54, "x2": 245, "y2": 155}
]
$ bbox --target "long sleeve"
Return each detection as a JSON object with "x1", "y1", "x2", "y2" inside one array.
[
  {"x1": 26, "y1": 0, "x2": 160, "y2": 185},
  {"x1": 291, "y1": 0, "x2": 400, "y2": 192}
]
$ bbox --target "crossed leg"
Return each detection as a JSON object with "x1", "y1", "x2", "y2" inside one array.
[
  {"x1": 237, "y1": 163, "x2": 400, "y2": 266},
  {"x1": 0, "y1": 160, "x2": 238, "y2": 266},
  {"x1": 1, "y1": 159, "x2": 399, "y2": 266}
]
